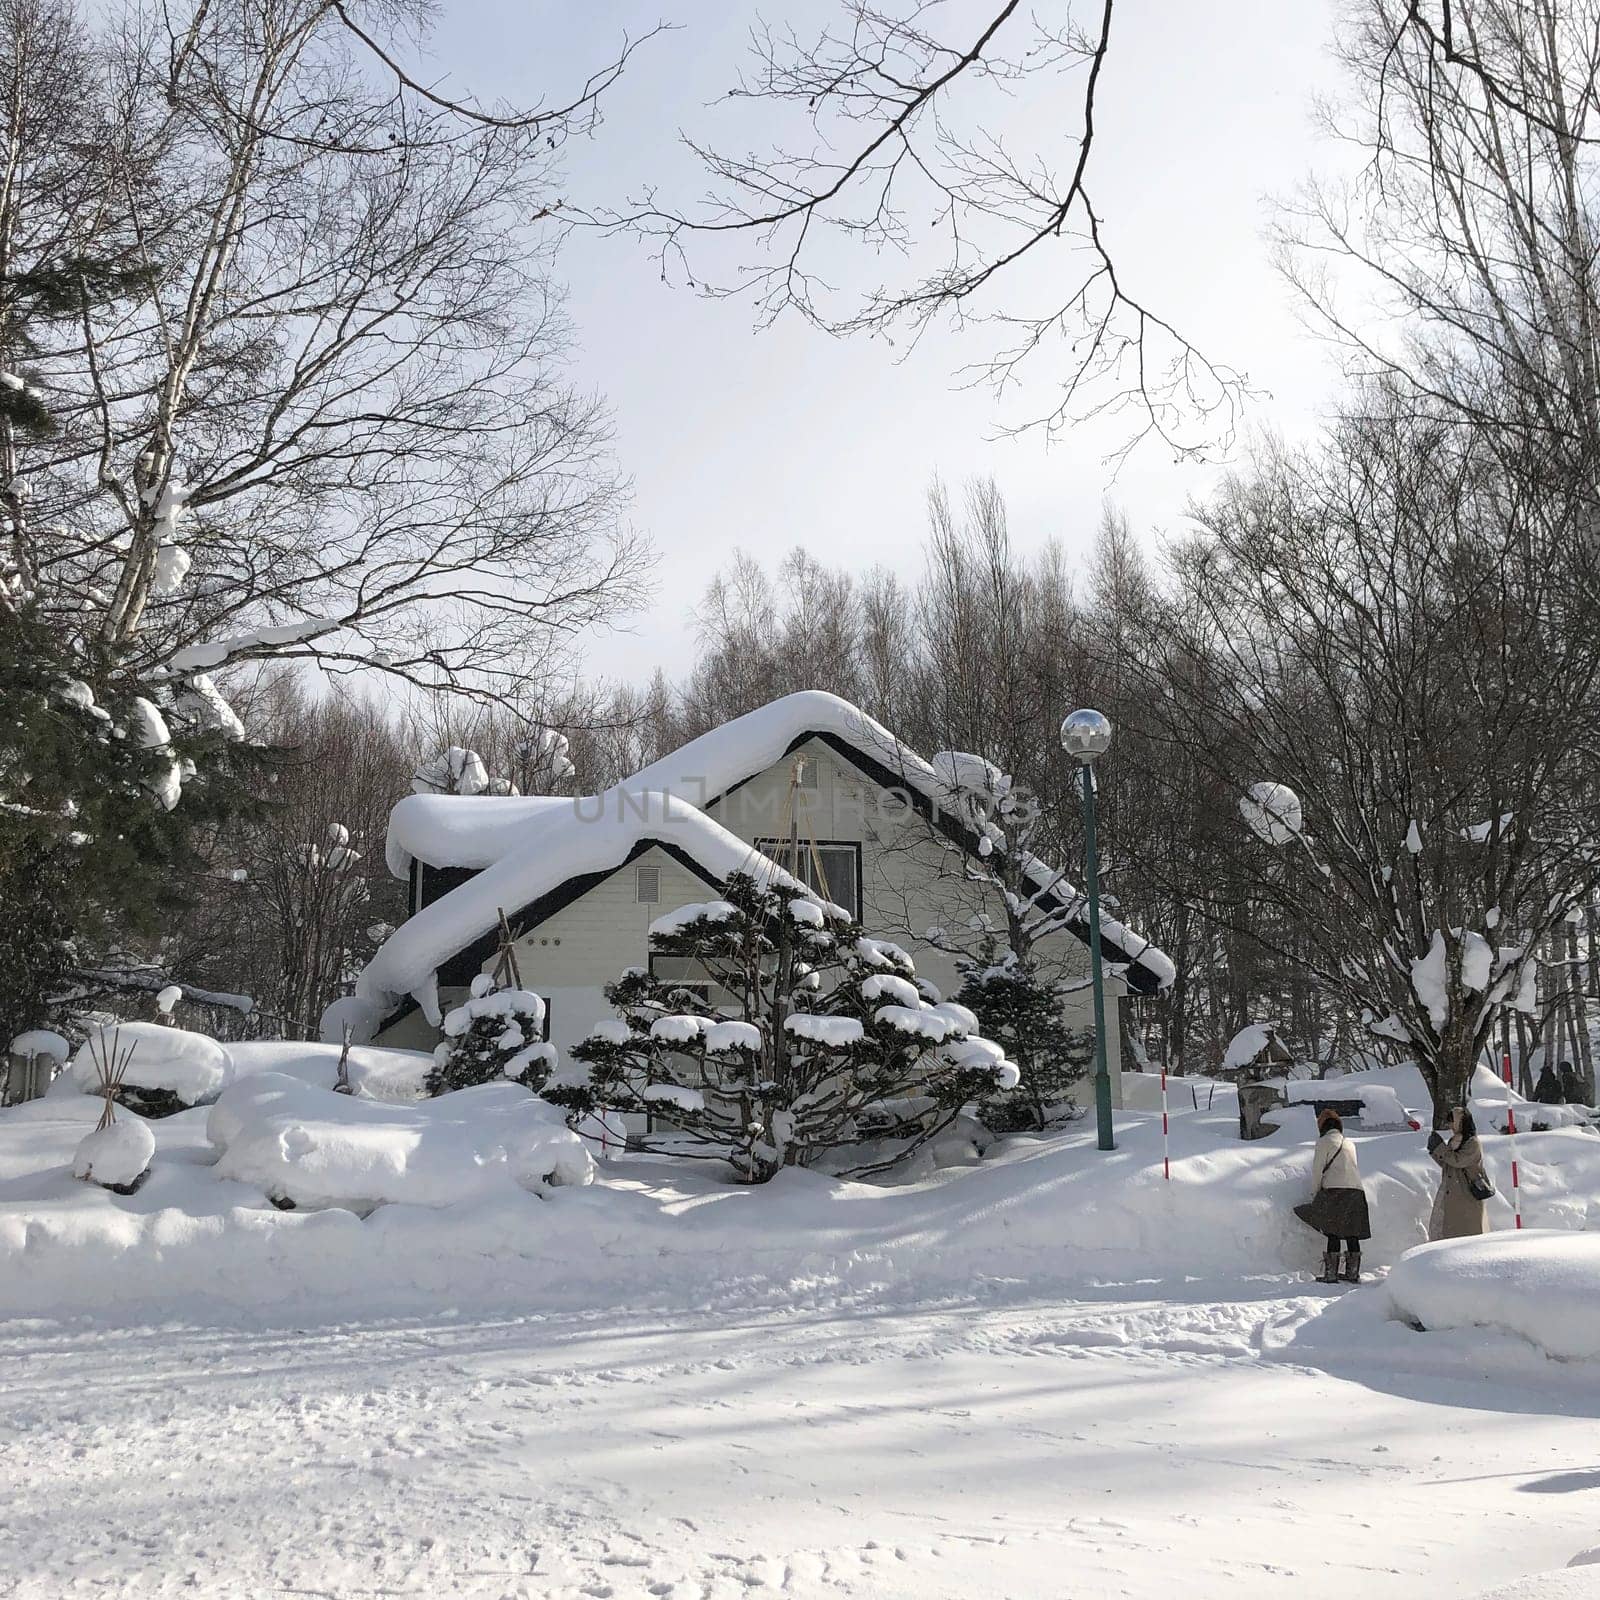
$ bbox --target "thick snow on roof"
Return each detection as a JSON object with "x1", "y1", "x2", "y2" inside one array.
[
  {"x1": 639, "y1": 692, "x2": 1172, "y2": 987},
  {"x1": 364, "y1": 691, "x2": 1173, "y2": 1024},
  {"x1": 386, "y1": 793, "x2": 569, "y2": 878},
  {"x1": 384, "y1": 692, "x2": 899, "y2": 878},
  {"x1": 339, "y1": 790, "x2": 801, "y2": 1040},
  {"x1": 627, "y1": 690, "x2": 910, "y2": 803}
]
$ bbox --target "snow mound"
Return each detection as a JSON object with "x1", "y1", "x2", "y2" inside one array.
[
  {"x1": 1333, "y1": 1060, "x2": 1595, "y2": 1134},
  {"x1": 65, "y1": 1023, "x2": 232, "y2": 1106},
  {"x1": 1384, "y1": 1232, "x2": 1600, "y2": 1363},
  {"x1": 71, "y1": 1117, "x2": 155, "y2": 1188},
  {"x1": 1469, "y1": 1568, "x2": 1600, "y2": 1600},
  {"x1": 1272, "y1": 1078, "x2": 1417, "y2": 1130},
  {"x1": 225, "y1": 1039, "x2": 432, "y2": 1101},
  {"x1": 208, "y1": 1075, "x2": 593, "y2": 1211}
]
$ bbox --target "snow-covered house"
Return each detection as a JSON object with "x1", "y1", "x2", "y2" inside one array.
[{"x1": 329, "y1": 693, "x2": 1172, "y2": 1105}]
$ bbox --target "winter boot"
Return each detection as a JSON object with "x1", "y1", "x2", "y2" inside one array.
[
  {"x1": 1318, "y1": 1251, "x2": 1340, "y2": 1284},
  {"x1": 1340, "y1": 1249, "x2": 1362, "y2": 1285}
]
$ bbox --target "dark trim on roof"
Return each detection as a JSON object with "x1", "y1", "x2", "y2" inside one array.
[
  {"x1": 383, "y1": 723, "x2": 1166, "y2": 1035},
  {"x1": 730, "y1": 729, "x2": 1165, "y2": 997},
  {"x1": 375, "y1": 837, "x2": 730, "y2": 1037}
]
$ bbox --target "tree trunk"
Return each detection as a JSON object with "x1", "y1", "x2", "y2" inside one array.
[
  {"x1": 1570, "y1": 922, "x2": 1596, "y2": 1102},
  {"x1": 1427, "y1": 1022, "x2": 1480, "y2": 1128}
]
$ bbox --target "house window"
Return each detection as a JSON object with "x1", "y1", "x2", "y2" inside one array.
[
  {"x1": 636, "y1": 864, "x2": 661, "y2": 904},
  {"x1": 647, "y1": 954, "x2": 713, "y2": 1008},
  {"x1": 756, "y1": 839, "x2": 861, "y2": 920}
]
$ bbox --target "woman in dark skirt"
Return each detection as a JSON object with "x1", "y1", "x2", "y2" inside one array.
[{"x1": 1293, "y1": 1108, "x2": 1372, "y2": 1283}]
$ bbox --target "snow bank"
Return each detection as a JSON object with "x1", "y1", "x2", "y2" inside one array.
[
  {"x1": 1469, "y1": 1567, "x2": 1600, "y2": 1600},
  {"x1": 1271, "y1": 1078, "x2": 1417, "y2": 1130},
  {"x1": 208, "y1": 1075, "x2": 592, "y2": 1211},
  {"x1": 1332, "y1": 1060, "x2": 1596, "y2": 1133},
  {"x1": 64, "y1": 1022, "x2": 232, "y2": 1106},
  {"x1": 5, "y1": 1063, "x2": 1599, "y2": 1327},
  {"x1": 1383, "y1": 1232, "x2": 1600, "y2": 1363},
  {"x1": 1122, "y1": 1072, "x2": 1235, "y2": 1113}
]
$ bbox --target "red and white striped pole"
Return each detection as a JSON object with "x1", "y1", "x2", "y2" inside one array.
[
  {"x1": 1162, "y1": 1067, "x2": 1171, "y2": 1181},
  {"x1": 1502, "y1": 1051, "x2": 1522, "y2": 1229}
]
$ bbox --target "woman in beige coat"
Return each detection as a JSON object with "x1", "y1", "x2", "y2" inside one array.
[
  {"x1": 1427, "y1": 1107, "x2": 1491, "y2": 1240},
  {"x1": 1293, "y1": 1109, "x2": 1372, "y2": 1283}
]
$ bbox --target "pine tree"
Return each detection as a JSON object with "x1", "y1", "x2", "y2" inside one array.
[
  {"x1": 955, "y1": 939, "x2": 1092, "y2": 1133},
  {"x1": 552, "y1": 871, "x2": 1020, "y2": 1182},
  {"x1": 0, "y1": 611, "x2": 260, "y2": 1045},
  {"x1": 425, "y1": 975, "x2": 555, "y2": 1096}
]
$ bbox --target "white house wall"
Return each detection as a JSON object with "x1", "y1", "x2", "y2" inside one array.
[
  {"x1": 704, "y1": 738, "x2": 1124, "y2": 1103},
  {"x1": 381, "y1": 740, "x2": 1125, "y2": 1104},
  {"x1": 497, "y1": 844, "x2": 713, "y2": 1063}
]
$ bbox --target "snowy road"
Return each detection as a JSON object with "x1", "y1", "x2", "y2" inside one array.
[{"x1": 4, "y1": 1285, "x2": 1597, "y2": 1599}]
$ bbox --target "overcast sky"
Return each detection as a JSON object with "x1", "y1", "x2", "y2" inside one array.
[{"x1": 437, "y1": 1, "x2": 1346, "y2": 684}]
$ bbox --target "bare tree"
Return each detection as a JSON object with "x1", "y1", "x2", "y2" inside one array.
[
  {"x1": 11, "y1": 0, "x2": 651, "y2": 708},
  {"x1": 612, "y1": 1, "x2": 1243, "y2": 459},
  {"x1": 166, "y1": 679, "x2": 412, "y2": 1039},
  {"x1": 1135, "y1": 398, "x2": 1600, "y2": 1122},
  {"x1": 1284, "y1": 0, "x2": 1600, "y2": 496}
]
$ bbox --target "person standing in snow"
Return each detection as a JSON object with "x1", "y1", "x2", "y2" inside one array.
[
  {"x1": 1426, "y1": 1107, "x2": 1490, "y2": 1240},
  {"x1": 1558, "y1": 1063, "x2": 1586, "y2": 1106},
  {"x1": 1532, "y1": 1062, "x2": 1564, "y2": 1105},
  {"x1": 1293, "y1": 1109, "x2": 1371, "y2": 1284}
]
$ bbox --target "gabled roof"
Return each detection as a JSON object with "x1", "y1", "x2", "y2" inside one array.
[
  {"x1": 338, "y1": 692, "x2": 1172, "y2": 1043},
  {"x1": 334, "y1": 790, "x2": 801, "y2": 1040},
  {"x1": 384, "y1": 692, "x2": 908, "y2": 879}
]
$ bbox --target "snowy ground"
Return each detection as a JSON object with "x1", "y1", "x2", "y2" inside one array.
[
  {"x1": 5, "y1": 1056, "x2": 1599, "y2": 1598},
  {"x1": 6, "y1": 1278, "x2": 1600, "y2": 1599}
]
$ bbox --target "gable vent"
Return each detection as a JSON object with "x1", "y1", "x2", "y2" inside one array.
[{"x1": 635, "y1": 865, "x2": 661, "y2": 904}]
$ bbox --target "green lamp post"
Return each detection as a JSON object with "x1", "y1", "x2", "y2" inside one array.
[{"x1": 1060, "y1": 708, "x2": 1115, "y2": 1152}]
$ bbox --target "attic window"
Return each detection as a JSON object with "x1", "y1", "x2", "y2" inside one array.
[
  {"x1": 757, "y1": 838, "x2": 861, "y2": 921},
  {"x1": 636, "y1": 865, "x2": 661, "y2": 904},
  {"x1": 792, "y1": 755, "x2": 818, "y2": 787}
]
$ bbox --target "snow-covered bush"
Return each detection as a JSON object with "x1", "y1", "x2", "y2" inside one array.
[
  {"x1": 425, "y1": 976, "x2": 555, "y2": 1096},
  {"x1": 954, "y1": 940, "x2": 1091, "y2": 1133},
  {"x1": 553, "y1": 871, "x2": 1020, "y2": 1182},
  {"x1": 65, "y1": 1021, "x2": 232, "y2": 1116},
  {"x1": 72, "y1": 1118, "x2": 155, "y2": 1193},
  {"x1": 207, "y1": 1073, "x2": 592, "y2": 1212}
]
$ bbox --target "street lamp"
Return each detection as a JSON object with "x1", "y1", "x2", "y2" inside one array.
[{"x1": 1061, "y1": 709, "x2": 1116, "y2": 1151}]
